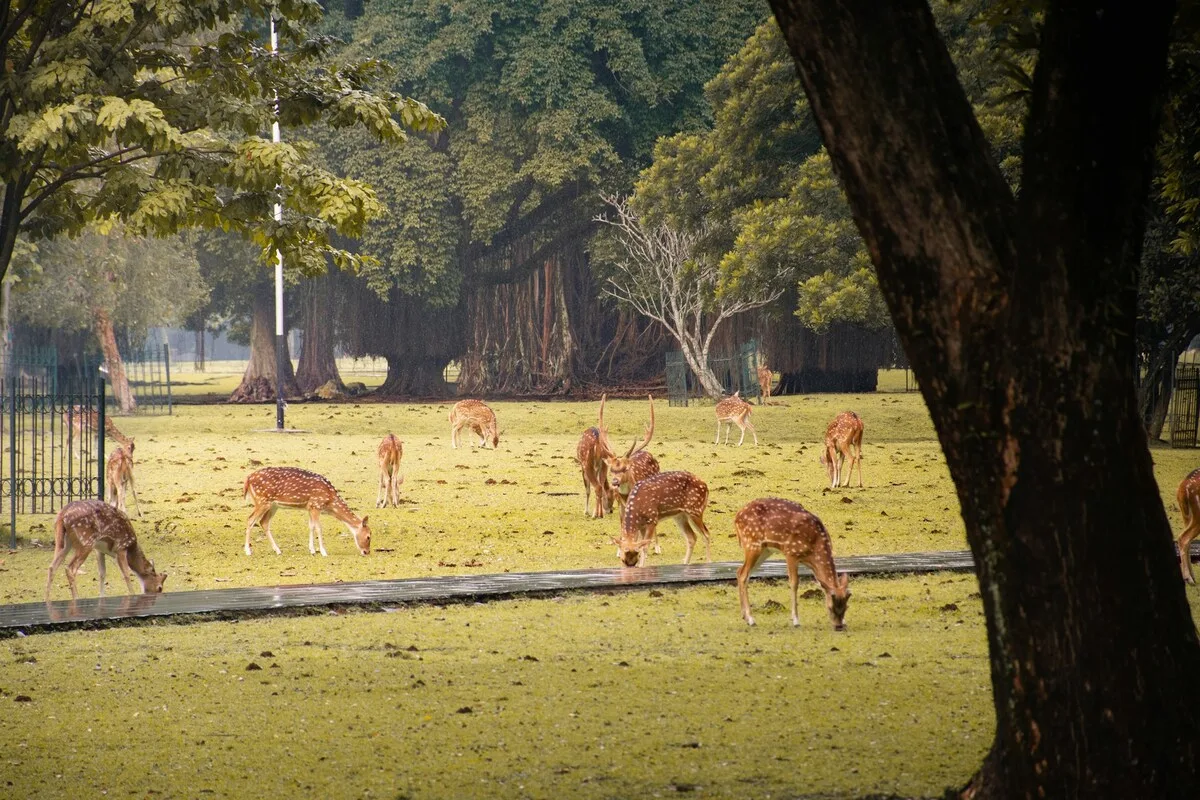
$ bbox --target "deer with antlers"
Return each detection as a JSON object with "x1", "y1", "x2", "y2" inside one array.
[
  {"x1": 1177, "y1": 468, "x2": 1200, "y2": 584},
  {"x1": 449, "y1": 399, "x2": 499, "y2": 449},
  {"x1": 244, "y1": 467, "x2": 371, "y2": 557},
  {"x1": 105, "y1": 445, "x2": 141, "y2": 517},
  {"x1": 820, "y1": 411, "x2": 864, "y2": 488},
  {"x1": 376, "y1": 434, "x2": 405, "y2": 508},
  {"x1": 597, "y1": 394, "x2": 660, "y2": 520},
  {"x1": 62, "y1": 406, "x2": 135, "y2": 457},
  {"x1": 757, "y1": 364, "x2": 773, "y2": 404},
  {"x1": 576, "y1": 399, "x2": 615, "y2": 518},
  {"x1": 614, "y1": 471, "x2": 711, "y2": 568},
  {"x1": 715, "y1": 391, "x2": 758, "y2": 446},
  {"x1": 734, "y1": 498, "x2": 850, "y2": 630},
  {"x1": 45, "y1": 500, "x2": 166, "y2": 601}
]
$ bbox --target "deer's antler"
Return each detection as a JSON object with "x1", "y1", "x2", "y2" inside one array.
[{"x1": 625, "y1": 394, "x2": 655, "y2": 458}]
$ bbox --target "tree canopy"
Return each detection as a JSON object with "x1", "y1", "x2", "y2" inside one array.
[{"x1": 0, "y1": 0, "x2": 444, "y2": 285}]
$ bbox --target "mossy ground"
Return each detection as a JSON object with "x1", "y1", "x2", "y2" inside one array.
[{"x1": 1, "y1": 389, "x2": 1198, "y2": 798}]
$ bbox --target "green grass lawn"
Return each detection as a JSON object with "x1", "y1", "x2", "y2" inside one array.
[{"x1": 1, "y1": 392, "x2": 1198, "y2": 798}]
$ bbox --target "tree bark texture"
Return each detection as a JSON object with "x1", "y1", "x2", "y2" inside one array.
[
  {"x1": 229, "y1": 283, "x2": 300, "y2": 403},
  {"x1": 92, "y1": 307, "x2": 136, "y2": 413},
  {"x1": 295, "y1": 272, "x2": 345, "y2": 394},
  {"x1": 768, "y1": 0, "x2": 1199, "y2": 797}
]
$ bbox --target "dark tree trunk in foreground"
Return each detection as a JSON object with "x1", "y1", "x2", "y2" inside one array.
[
  {"x1": 295, "y1": 274, "x2": 345, "y2": 394},
  {"x1": 768, "y1": 0, "x2": 1199, "y2": 797},
  {"x1": 230, "y1": 284, "x2": 300, "y2": 402},
  {"x1": 93, "y1": 307, "x2": 136, "y2": 413}
]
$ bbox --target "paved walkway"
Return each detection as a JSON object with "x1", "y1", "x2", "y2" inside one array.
[{"x1": 2, "y1": 550, "x2": 977, "y2": 633}]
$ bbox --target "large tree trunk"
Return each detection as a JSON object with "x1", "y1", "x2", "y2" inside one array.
[
  {"x1": 230, "y1": 284, "x2": 300, "y2": 403},
  {"x1": 768, "y1": 1, "x2": 1199, "y2": 797},
  {"x1": 378, "y1": 354, "x2": 450, "y2": 396},
  {"x1": 92, "y1": 307, "x2": 136, "y2": 413},
  {"x1": 295, "y1": 274, "x2": 345, "y2": 394}
]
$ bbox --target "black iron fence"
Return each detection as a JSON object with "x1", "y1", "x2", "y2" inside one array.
[
  {"x1": 666, "y1": 340, "x2": 763, "y2": 407},
  {"x1": 1, "y1": 374, "x2": 105, "y2": 547},
  {"x1": 3, "y1": 343, "x2": 172, "y2": 415},
  {"x1": 1169, "y1": 364, "x2": 1200, "y2": 448}
]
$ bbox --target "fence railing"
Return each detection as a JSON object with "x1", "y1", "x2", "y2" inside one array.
[
  {"x1": 1, "y1": 374, "x2": 105, "y2": 547},
  {"x1": 1169, "y1": 364, "x2": 1200, "y2": 448},
  {"x1": 5, "y1": 343, "x2": 172, "y2": 415},
  {"x1": 666, "y1": 340, "x2": 763, "y2": 407}
]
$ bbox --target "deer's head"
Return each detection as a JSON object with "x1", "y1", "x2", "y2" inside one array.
[
  {"x1": 600, "y1": 395, "x2": 654, "y2": 494},
  {"x1": 354, "y1": 517, "x2": 372, "y2": 555},
  {"x1": 140, "y1": 564, "x2": 167, "y2": 594},
  {"x1": 612, "y1": 535, "x2": 647, "y2": 567},
  {"x1": 823, "y1": 572, "x2": 851, "y2": 631}
]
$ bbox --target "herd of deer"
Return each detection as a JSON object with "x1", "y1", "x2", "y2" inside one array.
[{"x1": 44, "y1": 394, "x2": 1200, "y2": 627}]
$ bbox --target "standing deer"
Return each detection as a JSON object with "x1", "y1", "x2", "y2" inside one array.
[
  {"x1": 820, "y1": 411, "x2": 864, "y2": 488},
  {"x1": 734, "y1": 498, "x2": 850, "y2": 630},
  {"x1": 598, "y1": 394, "x2": 660, "y2": 518},
  {"x1": 243, "y1": 467, "x2": 371, "y2": 557},
  {"x1": 449, "y1": 399, "x2": 499, "y2": 449},
  {"x1": 576, "y1": 395, "x2": 614, "y2": 518},
  {"x1": 45, "y1": 500, "x2": 166, "y2": 601},
  {"x1": 715, "y1": 391, "x2": 758, "y2": 446},
  {"x1": 757, "y1": 364, "x2": 773, "y2": 404},
  {"x1": 62, "y1": 406, "x2": 135, "y2": 457},
  {"x1": 614, "y1": 471, "x2": 711, "y2": 568},
  {"x1": 376, "y1": 433, "x2": 405, "y2": 508},
  {"x1": 1177, "y1": 468, "x2": 1200, "y2": 584},
  {"x1": 105, "y1": 445, "x2": 141, "y2": 517}
]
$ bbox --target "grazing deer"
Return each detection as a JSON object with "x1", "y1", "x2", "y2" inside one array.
[
  {"x1": 715, "y1": 391, "x2": 758, "y2": 446},
  {"x1": 576, "y1": 396, "x2": 615, "y2": 518},
  {"x1": 820, "y1": 411, "x2": 864, "y2": 488},
  {"x1": 45, "y1": 500, "x2": 166, "y2": 601},
  {"x1": 105, "y1": 445, "x2": 141, "y2": 517},
  {"x1": 62, "y1": 406, "x2": 135, "y2": 457},
  {"x1": 757, "y1": 364, "x2": 773, "y2": 404},
  {"x1": 243, "y1": 467, "x2": 371, "y2": 557},
  {"x1": 1177, "y1": 469, "x2": 1200, "y2": 584},
  {"x1": 598, "y1": 394, "x2": 660, "y2": 519},
  {"x1": 734, "y1": 498, "x2": 850, "y2": 630},
  {"x1": 614, "y1": 471, "x2": 711, "y2": 568},
  {"x1": 449, "y1": 399, "x2": 499, "y2": 449},
  {"x1": 376, "y1": 434, "x2": 405, "y2": 508}
]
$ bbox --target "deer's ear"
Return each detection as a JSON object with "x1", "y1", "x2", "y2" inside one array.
[
  {"x1": 610, "y1": 537, "x2": 622, "y2": 546},
  {"x1": 361, "y1": 516, "x2": 370, "y2": 526},
  {"x1": 837, "y1": 572, "x2": 849, "y2": 590}
]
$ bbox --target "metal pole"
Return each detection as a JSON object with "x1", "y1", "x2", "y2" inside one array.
[
  {"x1": 271, "y1": 10, "x2": 286, "y2": 431},
  {"x1": 8, "y1": 377, "x2": 15, "y2": 548},
  {"x1": 163, "y1": 342, "x2": 173, "y2": 415}
]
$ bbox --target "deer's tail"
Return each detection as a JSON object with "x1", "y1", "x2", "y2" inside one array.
[{"x1": 243, "y1": 475, "x2": 254, "y2": 505}]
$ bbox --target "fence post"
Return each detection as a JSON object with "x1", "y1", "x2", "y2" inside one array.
[
  {"x1": 9, "y1": 376, "x2": 16, "y2": 548},
  {"x1": 96, "y1": 373, "x2": 105, "y2": 503},
  {"x1": 163, "y1": 342, "x2": 173, "y2": 415}
]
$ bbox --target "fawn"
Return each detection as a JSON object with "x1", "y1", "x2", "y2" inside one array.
[
  {"x1": 62, "y1": 406, "x2": 135, "y2": 457},
  {"x1": 597, "y1": 394, "x2": 660, "y2": 518},
  {"x1": 715, "y1": 392, "x2": 758, "y2": 446},
  {"x1": 757, "y1": 365, "x2": 773, "y2": 404},
  {"x1": 614, "y1": 471, "x2": 711, "y2": 568},
  {"x1": 244, "y1": 467, "x2": 371, "y2": 557},
  {"x1": 820, "y1": 411, "x2": 864, "y2": 488},
  {"x1": 734, "y1": 498, "x2": 850, "y2": 630},
  {"x1": 449, "y1": 399, "x2": 499, "y2": 449},
  {"x1": 376, "y1": 434, "x2": 405, "y2": 508},
  {"x1": 1177, "y1": 469, "x2": 1200, "y2": 584},
  {"x1": 105, "y1": 445, "x2": 141, "y2": 517},
  {"x1": 45, "y1": 500, "x2": 166, "y2": 601}
]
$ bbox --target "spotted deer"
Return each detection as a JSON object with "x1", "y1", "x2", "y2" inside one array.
[
  {"x1": 45, "y1": 500, "x2": 166, "y2": 601},
  {"x1": 614, "y1": 471, "x2": 711, "y2": 568},
  {"x1": 734, "y1": 498, "x2": 850, "y2": 630},
  {"x1": 1177, "y1": 468, "x2": 1200, "y2": 584},
  {"x1": 576, "y1": 396, "x2": 614, "y2": 518},
  {"x1": 715, "y1": 391, "x2": 758, "y2": 446},
  {"x1": 243, "y1": 467, "x2": 371, "y2": 557},
  {"x1": 62, "y1": 406, "x2": 135, "y2": 457},
  {"x1": 449, "y1": 399, "x2": 499, "y2": 449},
  {"x1": 376, "y1": 434, "x2": 405, "y2": 508},
  {"x1": 105, "y1": 445, "x2": 141, "y2": 517},
  {"x1": 820, "y1": 411, "x2": 864, "y2": 488},
  {"x1": 598, "y1": 394, "x2": 660, "y2": 519},
  {"x1": 757, "y1": 364, "x2": 773, "y2": 404}
]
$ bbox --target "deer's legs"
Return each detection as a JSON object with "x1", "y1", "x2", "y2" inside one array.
[
  {"x1": 785, "y1": 555, "x2": 804, "y2": 627},
  {"x1": 714, "y1": 419, "x2": 721, "y2": 445},
  {"x1": 377, "y1": 469, "x2": 387, "y2": 508},
  {"x1": 129, "y1": 479, "x2": 142, "y2": 517},
  {"x1": 675, "y1": 515, "x2": 696, "y2": 564},
  {"x1": 692, "y1": 515, "x2": 712, "y2": 562},
  {"x1": 583, "y1": 474, "x2": 592, "y2": 516},
  {"x1": 45, "y1": 540, "x2": 75, "y2": 601},
  {"x1": 737, "y1": 547, "x2": 772, "y2": 626},
  {"x1": 1179, "y1": 523, "x2": 1200, "y2": 584},
  {"x1": 97, "y1": 552, "x2": 108, "y2": 597},
  {"x1": 245, "y1": 500, "x2": 272, "y2": 555},
  {"x1": 114, "y1": 550, "x2": 137, "y2": 595},
  {"x1": 637, "y1": 523, "x2": 657, "y2": 568},
  {"x1": 746, "y1": 417, "x2": 758, "y2": 446},
  {"x1": 64, "y1": 547, "x2": 92, "y2": 600},
  {"x1": 308, "y1": 506, "x2": 327, "y2": 557}
]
